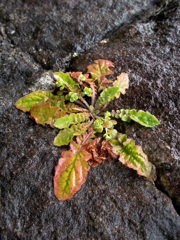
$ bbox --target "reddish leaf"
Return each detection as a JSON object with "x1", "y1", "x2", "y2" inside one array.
[
  {"x1": 30, "y1": 102, "x2": 66, "y2": 127},
  {"x1": 86, "y1": 137, "x2": 117, "y2": 167},
  {"x1": 54, "y1": 141, "x2": 92, "y2": 201},
  {"x1": 87, "y1": 59, "x2": 114, "y2": 80},
  {"x1": 69, "y1": 72, "x2": 89, "y2": 82},
  {"x1": 113, "y1": 73, "x2": 129, "y2": 98},
  {"x1": 68, "y1": 72, "x2": 89, "y2": 91},
  {"x1": 15, "y1": 90, "x2": 58, "y2": 112},
  {"x1": 111, "y1": 134, "x2": 153, "y2": 178}
]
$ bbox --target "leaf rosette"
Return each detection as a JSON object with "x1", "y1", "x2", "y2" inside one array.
[{"x1": 15, "y1": 59, "x2": 159, "y2": 201}]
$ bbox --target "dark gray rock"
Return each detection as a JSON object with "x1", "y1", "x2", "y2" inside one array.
[
  {"x1": 0, "y1": 0, "x2": 180, "y2": 239},
  {"x1": 0, "y1": 0, "x2": 172, "y2": 70}
]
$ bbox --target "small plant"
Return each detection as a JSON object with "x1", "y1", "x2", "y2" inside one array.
[{"x1": 15, "y1": 59, "x2": 159, "y2": 201}]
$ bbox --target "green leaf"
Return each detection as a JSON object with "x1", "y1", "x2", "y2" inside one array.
[
  {"x1": 129, "y1": 110, "x2": 159, "y2": 127},
  {"x1": 54, "y1": 128, "x2": 74, "y2": 146},
  {"x1": 95, "y1": 86, "x2": 120, "y2": 108},
  {"x1": 54, "y1": 122, "x2": 92, "y2": 146},
  {"x1": 70, "y1": 122, "x2": 92, "y2": 136},
  {"x1": 104, "y1": 129, "x2": 118, "y2": 141},
  {"x1": 120, "y1": 109, "x2": 159, "y2": 127},
  {"x1": 83, "y1": 87, "x2": 92, "y2": 97},
  {"x1": 69, "y1": 92, "x2": 78, "y2": 102},
  {"x1": 53, "y1": 72, "x2": 79, "y2": 92},
  {"x1": 104, "y1": 111, "x2": 111, "y2": 119},
  {"x1": 118, "y1": 109, "x2": 131, "y2": 122},
  {"x1": 80, "y1": 74, "x2": 86, "y2": 81},
  {"x1": 50, "y1": 99, "x2": 65, "y2": 108},
  {"x1": 87, "y1": 59, "x2": 114, "y2": 80},
  {"x1": 103, "y1": 119, "x2": 117, "y2": 129},
  {"x1": 111, "y1": 134, "x2": 152, "y2": 178},
  {"x1": 54, "y1": 141, "x2": 92, "y2": 200},
  {"x1": 73, "y1": 52, "x2": 78, "y2": 57},
  {"x1": 54, "y1": 112, "x2": 90, "y2": 129},
  {"x1": 92, "y1": 118, "x2": 104, "y2": 133},
  {"x1": 113, "y1": 72, "x2": 129, "y2": 98},
  {"x1": 30, "y1": 102, "x2": 66, "y2": 127},
  {"x1": 15, "y1": 90, "x2": 58, "y2": 112}
]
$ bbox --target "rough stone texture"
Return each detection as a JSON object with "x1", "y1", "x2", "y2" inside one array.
[
  {"x1": 0, "y1": 0, "x2": 172, "y2": 70},
  {"x1": 0, "y1": 0, "x2": 180, "y2": 239}
]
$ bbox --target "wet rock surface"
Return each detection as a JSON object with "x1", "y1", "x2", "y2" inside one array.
[
  {"x1": 0, "y1": 0, "x2": 172, "y2": 70},
  {"x1": 0, "y1": 0, "x2": 180, "y2": 239}
]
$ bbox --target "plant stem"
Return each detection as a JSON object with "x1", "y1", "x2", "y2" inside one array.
[
  {"x1": 93, "y1": 114, "x2": 101, "y2": 119},
  {"x1": 90, "y1": 113, "x2": 96, "y2": 120},
  {"x1": 82, "y1": 125, "x2": 94, "y2": 144},
  {"x1": 100, "y1": 102, "x2": 108, "y2": 112},
  {"x1": 79, "y1": 95, "x2": 91, "y2": 110},
  {"x1": 75, "y1": 100, "x2": 87, "y2": 108}
]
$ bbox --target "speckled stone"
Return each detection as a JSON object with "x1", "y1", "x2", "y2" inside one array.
[{"x1": 0, "y1": 0, "x2": 180, "y2": 239}]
